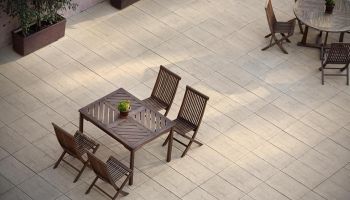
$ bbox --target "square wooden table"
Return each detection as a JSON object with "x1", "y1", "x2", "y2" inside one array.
[{"x1": 79, "y1": 88, "x2": 175, "y2": 185}]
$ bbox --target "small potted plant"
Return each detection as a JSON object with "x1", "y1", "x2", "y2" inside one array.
[
  {"x1": 325, "y1": 0, "x2": 335, "y2": 14},
  {"x1": 118, "y1": 100, "x2": 131, "y2": 118},
  {"x1": 0, "y1": 0, "x2": 77, "y2": 55}
]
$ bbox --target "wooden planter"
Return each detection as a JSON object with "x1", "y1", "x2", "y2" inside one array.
[
  {"x1": 12, "y1": 16, "x2": 66, "y2": 56},
  {"x1": 111, "y1": 0, "x2": 139, "y2": 9}
]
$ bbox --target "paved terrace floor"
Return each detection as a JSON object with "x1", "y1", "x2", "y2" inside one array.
[{"x1": 0, "y1": 0, "x2": 350, "y2": 200}]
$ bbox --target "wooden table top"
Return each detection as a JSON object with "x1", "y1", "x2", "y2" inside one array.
[
  {"x1": 294, "y1": 0, "x2": 350, "y2": 32},
  {"x1": 79, "y1": 88, "x2": 175, "y2": 150}
]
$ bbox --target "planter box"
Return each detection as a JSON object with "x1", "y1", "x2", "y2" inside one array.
[
  {"x1": 12, "y1": 17, "x2": 66, "y2": 56},
  {"x1": 111, "y1": 0, "x2": 139, "y2": 9}
]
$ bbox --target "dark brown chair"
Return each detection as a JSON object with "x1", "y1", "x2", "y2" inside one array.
[
  {"x1": 86, "y1": 152, "x2": 131, "y2": 200},
  {"x1": 162, "y1": 86, "x2": 209, "y2": 157},
  {"x1": 142, "y1": 65, "x2": 181, "y2": 116},
  {"x1": 262, "y1": 0, "x2": 296, "y2": 54},
  {"x1": 320, "y1": 43, "x2": 350, "y2": 85},
  {"x1": 52, "y1": 123, "x2": 99, "y2": 182}
]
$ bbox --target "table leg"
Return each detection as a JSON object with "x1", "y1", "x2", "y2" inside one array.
[
  {"x1": 339, "y1": 32, "x2": 345, "y2": 42},
  {"x1": 129, "y1": 150, "x2": 135, "y2": 185},
  {"x1": 79, "y1": 113, "x2": 84, "y2": 132},
  {"x1": 298, "y1": 25, "x2": 309, "y2": 46},
  {"x1": 166, "y1": 128, "x2": 173, "y2": 162}
]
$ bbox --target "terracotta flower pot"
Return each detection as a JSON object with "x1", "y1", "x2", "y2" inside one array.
[
  {"x1": 325, "y1": 4, "x2": 335, "y2": 14},
  {"x1": 12, "y1": 15, "x2": 66, "y2": 56},
  {"x1": 119, "y1": 111, "x2": 129, "y2": 118}
]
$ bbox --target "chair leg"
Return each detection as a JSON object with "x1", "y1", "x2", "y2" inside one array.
[
  {"x1": 347, "y1": 65, "x2": 349, "y2": 85},
  {"x1": 321, "y1": 65, "x2": 325, "y2": 85},
  {"x1": 281, "y1": 33, "x2": 291, "y2": 42},
  {"x1": 181, "y1": 131, "x2": 201, "y2": 158},
  {"x1": 265, "y1": 33, "x2": 272, "y2": 38},
  {"x1": 53, "y1": 151, "x2": 66, "y2": 169},
  {"x1": 274, "y1": 36, "x2": 288, "y2": 54},
  {"x1": 261, "y1": 36, "x2": 274, "y2": 51},
  {"x1": 86, "y1": 176, "x2": 98, "y2": 194},
  {"x1": 74, "y1": 162, "x2": 88, "y2": 183},
  {"x1": 112, "y1": 176, "x2": 130, "y2": 200}
]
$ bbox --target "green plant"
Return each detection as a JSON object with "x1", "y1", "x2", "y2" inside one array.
[
  {"x1": 0, "y1": 0, "x2": 77, "y2": 36},
  {"x1": 118, "y1": 100, "x2": 131, "y2": 112},
  {"x1": 325, "y1": 0, "x2": 335, "y2": 5}
]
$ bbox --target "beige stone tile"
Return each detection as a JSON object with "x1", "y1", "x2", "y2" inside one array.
[
  {"x1": 299, "y1": 149, "x2": 343, "y2": 177},
  {"x1": 0, "y1": 74, "x2": 21, "y2": 98},
  {"x1": 244, "y1": 79, "x2": 282, "y2": 103},
  {"x1": 24, "y1": 80, "x2": 63, "y2": 104},
  {"x1": 316, "y1": 102, "x2": 350, "y2": 127},
  {"x1": 284, "y1": 121, "x2": 325, "y2": 147},
  {"x1": 33, "y1": 133, "x2": 63, "y2": 160},
  {"x1": 330, "y1": 92, "x2": 350, "y2": 112},
  {"x1": 188, "y1": 145, "x2": 232, "y2": 173},
  {"x1": 300, "y1": 191, "x2": 326, "y2": 200},
  {"x1": 0, "y1": 98, "x2": 24, "y2": 124},
  {"x1": 42, "y1": 70, "x2": 81, "y2": 94},
  {"x1": 35, "y1": 45, "x2": 73, "y2": 69},
  {"x1": 224, "y1": 124, "x2": 265, "y2": 151},
  {"x1": 203, "y1": 106, "x2": 237, "y2": 134},
  {"x1": 283, "y1": 160, "x2": 325, "y2": 189},
  {"x1": 214, "y1": 97, "x2": 253, "y2": 123},
  {"x1": 4, "y1": 90, "x2": 44, "y2": 114},
  {"x1": 9, "y1": 115, "x2": 49, "y2": 143},
  {"x1": 0, "y1": 62, "x2": 39, "y2": 87},
  {"x1": 272, "y1": 94, "x2": 311, "y2": 119},
  {"x1": 169, "y1": 156, "x2": 214, "y2": 185},
  {"x1": 257, "y1": 104, "x2": 296, "y2": 130},
  {"x1": 208, "y1": 135, "x2": 249, "y2": 162},
  {"x1": 16, "y1": 54, "x2": 56, "y2": 78},
  {"x1": 200, "y1": 175, "x2": 245, "y2": 200},
  {"x1": 13, "y1": 144, "x2": 54, "y2": 173},
  {"x1": 241, "y1": 114, "x2": 283, "y2": 140},
  {"x1": 0, "y1": 156, "x2": 34, "y2": 185},
  {"x1": 0, "y1": 187, "x2": 32, "y2": 200},
  {"x1": 331, "y1": 128, "x2": 350, "y2": 150},
  {"x1": 48, "y1": 96, "x2": 80, "y2": 124},
  {"x1": 314, "y1": 139, "x2": 350, "y2": 165},
  {"x1": 266, "y1": 172, "x2": 310, "y2": 200},
  {"x1": 0, "y1": 147, "x2": 9, "y2": 161},
  {"x1": 153, "y1": 167, "x2": 196, "y2": 197},
  {"x1": 219, "y1": 164, "x2": 262, "y2": 193},
  {"x1": 0, "y1": 126, "x2": 29, "y2": 154},
  {"x1": 134, "y1": 179, "x2": 180, "y2": 200},
  {"x1": 39, "y1": 166, "x2": 84, "y2": 193},
  {"x1": 253, "y1": 142, "x2": 295, "y2": 170},
  {"x1": 237, "y1": 55, "x2": 271, "y2": 78},
  {"x1": 248, "y1": 183, "x2": 289, "y2": 200},
  {"x1": 182, "y1": 187, "x2": 217, "y2": 200},
  {"x1": 0, "y1": 174, "x2": 13, "y2": 195},
  {"x1": 218, "y1": 63, "x2": 255, "y2": 87},
  {"x1": 66, "y1": 182, "x2": 109, "y2": 200},
  {"x1": 28, "y1": 106, "x2": 68, "y2": 130},
  {"x1": 315, "y1": 180, "x2": 350, "y2": 200},
  {"x1": 269, "y1": 132, "x2": 310, "y2": 158},
  {"x1": 301, "y1": 111, "x2": 341, "y2": 137},
  {"x1": 237, "y1": 153, "x2": 278, "y2": 181},
  {"x1": 329, "y1": 167, "x2": 350, "y2": 192},
  {"x1": 196, "y1": 122, "x2": 222, "y2": 144}
]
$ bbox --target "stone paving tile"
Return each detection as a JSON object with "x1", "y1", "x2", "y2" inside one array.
[{"x1": 1, "y1": 0, "x2": 350, "y2": 199}]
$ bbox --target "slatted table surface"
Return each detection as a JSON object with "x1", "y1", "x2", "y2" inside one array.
[{"x1": 79, "y1": 88, "x2": 175, "y2": 185}]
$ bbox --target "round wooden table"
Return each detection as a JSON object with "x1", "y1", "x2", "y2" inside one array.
[{"x1": 294, "y1": 0, "x2": 350, "y2": 48}]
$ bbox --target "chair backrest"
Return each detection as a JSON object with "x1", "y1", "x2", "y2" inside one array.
[
  {"x1": 265, "y1": 0, "x2": 277, "y2": 33},
  {"x1": 177, "y1": 86, "x2": 209, "y2": 129},
  {"x1": 326, "y1": 43, "x2": 350, "y2": 64},
  {"x1": 52, "y1": 123, "x2": 78, "y2": 156},
  {"x1": 151, "y1": 65, "x2": 181, "y2": 108},
  {"x1": 87, "y1": 152, "x2": 112, "y2": 183}
]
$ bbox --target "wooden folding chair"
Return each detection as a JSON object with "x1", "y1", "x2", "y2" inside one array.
[
  {"x1": 163, "y1": 86, "x2": 209, "y2": 157},
  {"x1": 262, "y1": 0, "x2": 296, "y2": 54},
  {"x1": 142, "y1": 65, "x2": 181, "y2": 116},
  {"x1": 319, "y1": 43, "x2": 350, "y2": 85},
  {"x1": 86, "y1": 152, "x2": 131, "y2": 200},
  {"x1": 52, "y1": 123, "x2": 99, "y2": 182}
]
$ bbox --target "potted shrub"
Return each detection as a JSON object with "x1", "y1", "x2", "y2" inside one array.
[
  {"x1": 118, "y1": 100, "x2": 131, "y2": 118},
  {"x1": 111, "y1": 0, "x2": 139, "y2": 10},
  {"x1": 325, "y1": 0, "x2": 335, "y2": 14},
  {"x1": 0, "y1": 0, "x2": 77, "y2": 56}
]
